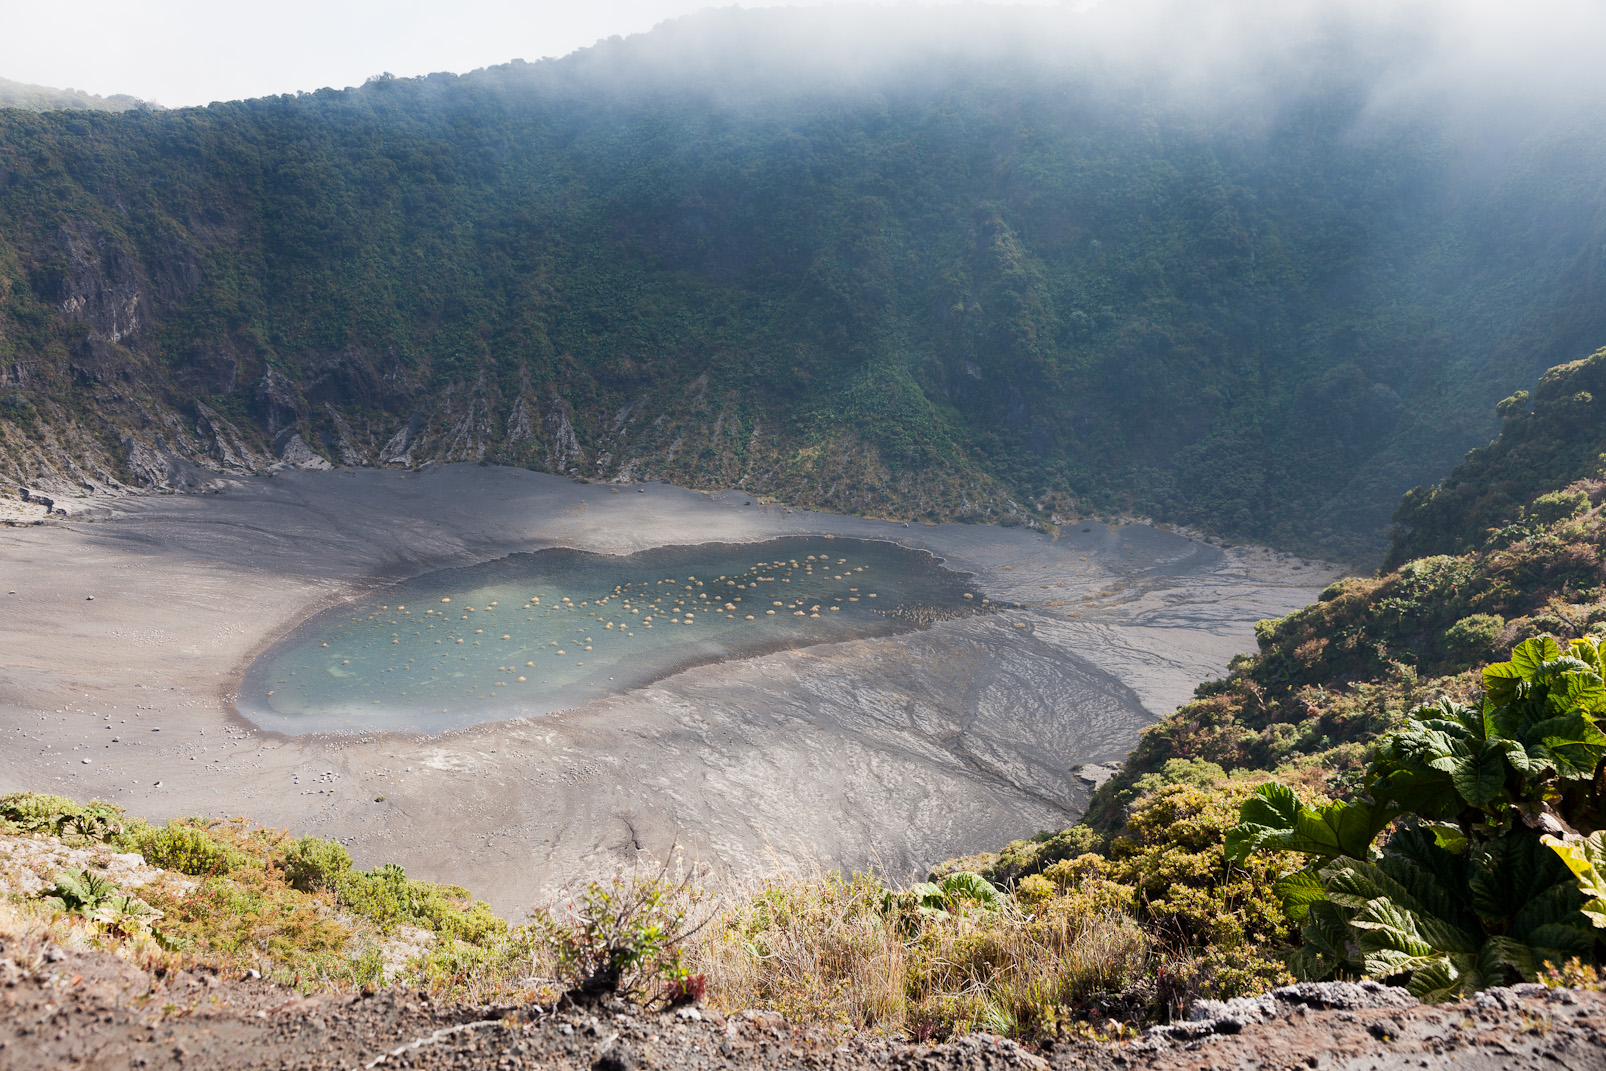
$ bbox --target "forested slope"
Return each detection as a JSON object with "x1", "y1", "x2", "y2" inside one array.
[
  {"x1": 3, "y1": 5, "x2": 1604, "y2": 558},
  {"x1": 0, "y1": 77, "x2": 155, "y2": 114},
  {"x1": 1387, "y1": 347, "x2": 1606, "y2": 566}
]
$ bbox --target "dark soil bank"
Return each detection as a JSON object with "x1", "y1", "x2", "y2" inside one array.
[{"x1": 5, "y1": 931, "x2": 1604, "y2": 1071}]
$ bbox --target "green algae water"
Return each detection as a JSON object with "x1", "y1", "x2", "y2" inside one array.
[{"x1": 239, "y1": 537, "x2": 982, "y2": 734}]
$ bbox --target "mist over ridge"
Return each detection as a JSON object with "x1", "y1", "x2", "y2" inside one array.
[
  {"x1": 1, "y1": 1, "x2": 1605, "y2": 560},
  {"x1": 450, "y1": 1, "x2": 1606, "y2": 125}
]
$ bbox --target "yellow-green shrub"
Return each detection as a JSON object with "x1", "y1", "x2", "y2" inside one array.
[
  {"x1": 279, "y1": 835, "x2": 353, "y2": 892},
  {"x1": 1104, "y1": 780, "x2": 1294, "y2": 949},
  {"x1": 133, "y1": 821, "x2": 246, "y2": 876}
]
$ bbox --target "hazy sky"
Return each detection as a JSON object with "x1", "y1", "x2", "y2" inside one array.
[{"x1": 0, "y1": 1, "x2": 1070, "y2": 108}]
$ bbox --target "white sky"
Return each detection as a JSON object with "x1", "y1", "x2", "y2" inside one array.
[{"x1": 0, "y1": 1, "x2": 1070, "y2": 108}]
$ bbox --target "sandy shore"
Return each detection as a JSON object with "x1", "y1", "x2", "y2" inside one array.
[{"x1": 0, "y1": 465, "x2": 1337, "y2": 917}]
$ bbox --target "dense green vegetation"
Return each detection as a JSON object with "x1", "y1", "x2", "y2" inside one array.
[
  {"x1": 0, "y1": 77, "x2": 153, "y2": 114},
  {"x1": 1388, "y1": 347, "x2": 1606, "y2": 566},
  {"x1": 939, "y1": 350, "x2": 1606, "y2": 1009},
  {"x1": 2, "y1": 9, "x2": 1605, "y2": 558},
  {"x1": 1227, "y1": 640, "x2": 1605, "y2": 1000}
]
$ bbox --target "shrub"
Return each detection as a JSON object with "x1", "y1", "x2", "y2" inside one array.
[
  {"x1": 1015, "y1": 874, "x2": 1055, "y2": 908},
  {"x1": 279, "y1": 836, "x2": 352, "y2": 892},
  {"x1": 134, "y1": 822, "x2": 241, "y2": 875},
  {"x1": 936, "y1": 825, "x2": 1105, "y2": 887},
  {"x1": 408, "y1": 883, "x2": 506, "y2": 945},
  {"x1": 1126, "y1": 758, "x2": 1227, "y2": 800},
  {"x1": 1228, "y1": 636, "x2": 1606, "y2": 1000},
  {"x1": 1444, "y1": 613, "x2": 1505, "y2": 661},
  {"x1": 328, "y1": 863, "x2": 505, "y2": 944},
  {"x1": 1528, "y1": 489, "x2": 1591, "y2": 526},
  {"x1": 154, "y1": 868, "x2": 351, "y2": 962},
  {"x1": 533, "y1": 870, "x2": 701, "y2": 1003},
  {"x1": 1106, "y1": 781, "x2": 1294, "y2": 950},
  {"x1": 333, "y1": 863, "x2": 419, "y2": 930}
]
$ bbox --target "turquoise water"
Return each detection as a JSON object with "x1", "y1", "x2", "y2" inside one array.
[{"x1": 238, "y1": 537, "x2": 982, "y2": 734}]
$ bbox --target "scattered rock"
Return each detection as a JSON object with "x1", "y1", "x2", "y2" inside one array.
[
  {"x1": 593, "y1": 1042, "x2": 639, "y2": 1071},
  {"x1": 0, "y1": 926, "x2": 1602, "y2": 1071},
  {"x1": 1142, "y1": 981, "x2": 1418, "y2": 1048},
  {"x1": 1073, "y1": 762, "x2": 1123, "y2": 789}
]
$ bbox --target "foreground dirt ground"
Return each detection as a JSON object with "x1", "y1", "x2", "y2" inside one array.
[{"x1": 4, "y1": 928, "x2": 1603, "y2": 1071}]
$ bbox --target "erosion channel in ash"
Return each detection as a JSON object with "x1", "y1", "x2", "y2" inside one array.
[{"x1": 243, "y1": 538, "x2": 982, "y2": 734}]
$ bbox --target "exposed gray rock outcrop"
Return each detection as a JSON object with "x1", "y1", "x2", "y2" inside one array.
[
  {"x1": 194, "y1": 403, "x2": 262, "y2": 473},
  {"x1": 380, "y1": 413, "x2": 424, "y2": 467},
  {"x1": 324, "y1": 404, "x2": 369, "y2": 466},
  {"x1": 254, "y1": 366, "x2": 308, "y2": 437},
  {"x1": 1141, "y1": 981, "x2": 1418, "y2": 1047},
  {"x1": 273, "y1": 432, "x2": 332, "y2": 471},
  {"x1": 544, "y1": 395, "x2": 584, "y2": 473}
]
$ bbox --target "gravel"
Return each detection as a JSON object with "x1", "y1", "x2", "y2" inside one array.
[{"x1": 3, "y1": 933, "x2": 1604, "y2": 1071}]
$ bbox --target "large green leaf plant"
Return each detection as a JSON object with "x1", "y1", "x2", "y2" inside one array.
[{"x1": 1227, "y1": 636, "x2": 1606, "y2": 999}]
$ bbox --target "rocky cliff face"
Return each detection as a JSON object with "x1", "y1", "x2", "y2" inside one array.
[{"x1": 0, "y1": 217, "x2": 1015, "y2": 519}]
